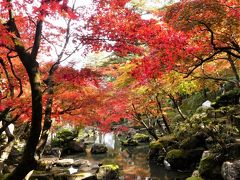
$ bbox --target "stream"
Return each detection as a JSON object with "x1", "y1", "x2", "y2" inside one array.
[{"x1": 74, "y1": 132, "x2": 191, "y2": 180}]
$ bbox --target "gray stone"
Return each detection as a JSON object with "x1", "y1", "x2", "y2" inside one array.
[
  {"x1": 56, "y1": 158, "x2": 74, "y2": 166},
  {"x1": 96, "y1": 164, "x2": 119, "y2": 180},
  {"x1": 221, "y1": 160, "x2": 240, "y2": 180},
  {"x1": 90, "y1": 144, "x2": 108, "y2": 154}
]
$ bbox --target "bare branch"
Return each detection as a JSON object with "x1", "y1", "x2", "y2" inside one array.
[{"x1": 7, "y1": 52, "x2": 23, "y2": 97}]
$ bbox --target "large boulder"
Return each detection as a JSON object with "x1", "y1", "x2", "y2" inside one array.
[
  {"x1": 148, "y1": 135, "x2": 178, "y2": 162},
  {"x1": 96, "y1": 164, "x2": 119, "y2": 180},
  {"x1": 121, "y1": 139, "x2": 138, "y2": 146},
  {"x1": 164, "y1": 148, "x2": 204, "y2": 170},
  {"x1": 132, "y1": 133, "x2": 150, "y2": 143},
  {"x1": 90, "y1": 143, "x2": 108, "y2": 154},
  {"x1": 55, "y1": 159, "x2": 75, "y2": 167},
  {"x1": 212, "y1": 88, "x2": 240, "y2": 108},
  {"x1": 198, "y1": 153, "x2": 224, "y2": 180},
  {"x1": 148, "y1": 140, "x2": 165, "y2": 162},
  {"x1": 62, "y1": 140, "x2": 86, "y2": 156},
  {"x1": 164, "y1": 149, "x2": 188, "y2": 170},
  {"x1": 180, "y1": 132, "x2": 207, "y2": 150},
  {"x1": 221, "y1": 160, "x2": 240, "y2": 180},
  {"x1": 70, "y1": 172, "x2": 97, "y2": 180}
]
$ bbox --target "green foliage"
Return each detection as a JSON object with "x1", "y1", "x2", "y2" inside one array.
[
  {"x1": 212, "y1": 88, "x2": 240, "y2": 108},
  {"x1": 178, "y1": 81, "x2": 198, "y2": 95},
  {"x1": 52, "y1": 128, "x2": 77, "y2": 147},
  {"x1": 174, "y1": 103, "x2": 240, "y2": 150},
  {"x1": 180, "y1": 92, "x2": 207, "y2": 116}
]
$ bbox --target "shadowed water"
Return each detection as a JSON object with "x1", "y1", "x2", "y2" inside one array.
[{"x1": 76, "y1": 132, "x2": 191, "y2": 180}]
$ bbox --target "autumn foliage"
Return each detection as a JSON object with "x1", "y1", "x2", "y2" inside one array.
[{"x1": 0, "y1": 0, "x2": 240, "y2": 178}]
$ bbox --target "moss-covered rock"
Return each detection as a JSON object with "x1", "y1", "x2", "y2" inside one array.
[
  {"x1": 165, "y1": 148, "x2": 204, "y2": 170},
  {"x1": 186, "y1": 177, "x2": 204, "y2": 180},
  {"x1": 96, "y1": 164, "x2": 119, "y2": 180},
  {"x1": 148, "y1": 141, "x2": 165, "y2": 161},
  {"x1": 121, "y1": 139, "x2": 138, "y2": 146},
  {"x1": 132, "y1": 133, "x2": 150, "y2": 143},
  {"x1": 180, "y1": 132, "x2": 207, "y2": 150},
  {"x1": 157, "y1": 135, "x2": 178, "y2": 148},
  {"x1": 226, "y1": 143, "x2": 240, "y2": 159},
  {"x1": 198, "y1": 154, "x2": 223, "y2": 179},
  {"x1": 212, "y1": 88, "x2": 240, "y2": 108},
  {"x1": 62, "y1": 140, "x2": 86, "y2": 156},
  {"x1": 165, "y1": 149, "x2": 188, "y2": 170},
  {"x1": 70, "y1": 172, "x2": 97, "y2": 180},
  {"x1": 149, "y1": 140, "x2": 164, "y2": 149},
  {"x1": 148, "y1": 136, "x2": 179, "y2": 162},
  {"x1": 90, "y1": 143, "x2": 108, "y2": 154},
  {"x1": 52, "y1": 128, "x2": 78, "y2": 147}
]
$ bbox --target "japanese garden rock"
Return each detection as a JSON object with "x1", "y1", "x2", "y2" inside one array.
[
  {"x1": 148, "y1": 140, "x2": 165, "y2": 161},
  {"x1": 221, "y1": 160, "x2": 240, "y2": 180},
  {"x1": 198, "y1": 153, "x2": 223, "y2": 180},
  {"x1": 164, "y1": 149, "x2": 188, "y2": 170},
  {"x1": 90, "y1": 143, "x2": 108, "y2": 154},
  {"x1": 70, "y1": 172, "x2": 97, "y2": 180},
  {"x1": 55, "y1": 158, "x2": 74, "y2": 166},
  {"x1": 121, "y1": 139, "x2": 139, "y2": 146},
  {"x1": 132, "y1": 133, "x2": 150, "y2": 143},
  {"x1": 96, "y1": 164, "x2": 119, "y2": 180},
  {"x1": 62, "y1": 140, "x2": 86, "y2": 155}
]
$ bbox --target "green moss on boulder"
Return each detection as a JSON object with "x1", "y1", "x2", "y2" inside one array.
[
  {"x1": 165, "y1": 149, "x2": 188, "y2": 170},
  {"x1": 96, "y1": 164, "x2": 119, "y2": 180},
  {"x1": 186, "y1": 177, "x2": 204, "y2": 180},
  {"x1": 121, "y1": 139, "x2": 138, "y2": 146},
  {"x1": 212, "y1": 88, "x2": 240, "y2": 108},
  {"x1": 133, "y1": 133, "x2": 149, "y2": 143},
  {"x1": 149, "y1": 141, "x2": 163, "y2": 149},
  {"x1": 198, "y1": 154, "x2": 222, "y2": 179}
]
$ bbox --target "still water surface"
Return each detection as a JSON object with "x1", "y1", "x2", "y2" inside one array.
[{"x1": 79, "y1": 132, "x2": 191, "y2": 180}]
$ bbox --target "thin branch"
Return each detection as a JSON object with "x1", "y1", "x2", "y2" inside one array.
[
  {"x1": 184, "y1": 51, "x2": 220, "y2": 77},
  {"x1": 0, "y1": 58, "x2": 14, "y2": 97},
  {"x1": 7, "y1": 52, "x2": 23, "y2": 97}
]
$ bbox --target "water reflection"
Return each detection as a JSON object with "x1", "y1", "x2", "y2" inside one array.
[{"x1": 85, "y1": 132, "x2": 191, "y2": 179}]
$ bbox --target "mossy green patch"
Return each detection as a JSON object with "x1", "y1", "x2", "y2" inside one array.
[
  {"x1": 149, "y1": 140, "x2": 163, "y2": 149},
  {"x1": 165, "y1": 149, "x2": 186, "y2": 159},
  {"x1": 101, "y1": 164, "x2": 119, "y2": 171},
  {"x1": 186, "y1": 177, "x2": 204, "y2": 180},
  {"x1": 198, "y1": 154, "x2": 222, "y2": 179},
  {"x1": 133, "y1": 133, "x2": 149, "y2": 142}
]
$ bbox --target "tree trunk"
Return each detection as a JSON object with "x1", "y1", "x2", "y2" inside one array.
[
  {"x1": 132, "y1": 104, "x2": 159, "y2": 140},
  {"x1": 6, "y1": 53, "x2": 43, "y2": 180},
  {"x1": 156, "y1": 94, "x2": 171, "y2": 134},
  {"x1": 227, "y1": 53, "x2": 240, "y2": 87},
  {"x1": 168, "y1": 94, "x2": 186, "y2": 121},
  {"x1": 36, "y1": 79, "x2": 54, "y2": 159}
]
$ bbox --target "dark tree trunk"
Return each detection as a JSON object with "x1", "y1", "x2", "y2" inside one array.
[
  {"x1": 156, "y1": 94, "x2": 171, "y2": 134},
  {"x1": 6, "y1": 52, "x2": 43, "y2": 180},
  {"x1": 36, "y1": 79, "x2": 54, "y2": 159},
  {"x1": 132, "y1": 104, "x2": 159, "y2": 140},
  {"x1": 227, "y1": 53, "x2": 240, "y2": 87},
  {"x1": 168, "y1": 94, "x2": 186, "y2": 121}
]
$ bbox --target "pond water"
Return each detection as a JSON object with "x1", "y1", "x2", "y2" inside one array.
[{"x1": 77, "y1": 132, "x2": 191, "y2": 180}]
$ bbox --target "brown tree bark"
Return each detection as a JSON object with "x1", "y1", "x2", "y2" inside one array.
[
  {"x1": 168, "y1": 94, "x2": 186, "y2": 121},
  {"x1": 5, "y1": 5, "x2": 44, "y2": 178},
  {"x1": 156, "y1": 94, "x2": 171, "y2": 134}
]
